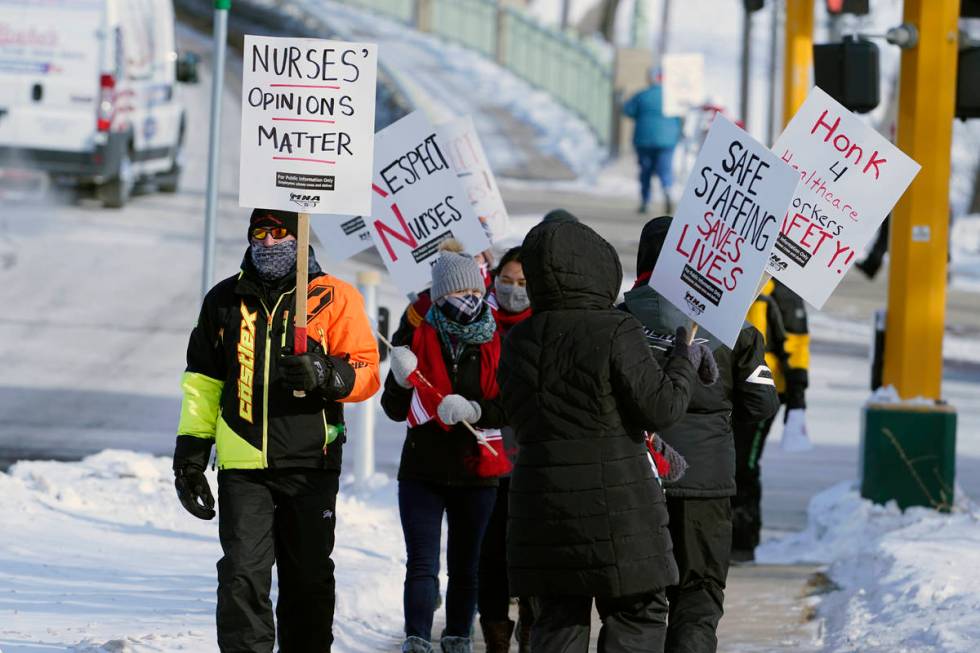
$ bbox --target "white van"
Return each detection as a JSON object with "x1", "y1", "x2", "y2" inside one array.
[{"x1": 0, "y1": 0, "x2": 198, "y2": 207}]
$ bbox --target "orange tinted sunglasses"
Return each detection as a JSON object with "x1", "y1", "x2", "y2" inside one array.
[{"x1": 251, "y1": 226, "x2": 290, "y2": 240}]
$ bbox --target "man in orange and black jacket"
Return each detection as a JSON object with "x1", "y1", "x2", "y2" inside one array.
[
  {"x1": 732, "y1": 279, "x2": 809, "y2": 562},
  {"x1": 173, "y1": 209, "x2": 380, "y2": 652}
]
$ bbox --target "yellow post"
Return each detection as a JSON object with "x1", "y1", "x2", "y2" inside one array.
[
  {"x1": 782, "y1": 0, "x2": 814, "y2": 128},
  {"x1": 882, "y1": 0, "x2": 959, "y2": 400}
]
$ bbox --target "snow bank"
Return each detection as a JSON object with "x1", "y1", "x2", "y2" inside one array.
[
  {"x1": 0, "y1": 451, "x2": 406, "y2": 652},
  {"x1": 758, "y1": 482, "x2": 980, "y2": 652}
]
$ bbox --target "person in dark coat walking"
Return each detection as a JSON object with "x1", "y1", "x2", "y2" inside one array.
[
  {"x1": 382, "y1": 240, "x2": 508, "y2": 653},
  {"x1": 498, "y1": 216, "x2": 713, "y2": 653},
  {"x1": 621, "y1": 216, "x2": 780, "y2": 653}
]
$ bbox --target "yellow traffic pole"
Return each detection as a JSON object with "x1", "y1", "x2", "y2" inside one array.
[
  {"x1": 862, "y1": 0, "x2": 959, "y2": 513},
  {"x1": 882, "y1": 0, "x2": 959, "y2": 400},
  {"x1": 782, "y1": 0, "x2": 814, "y2": 129}
]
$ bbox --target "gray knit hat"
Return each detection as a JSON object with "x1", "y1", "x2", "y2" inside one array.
[{"x1": 430, "y1": 240, "x2": 484, "y2": 301}]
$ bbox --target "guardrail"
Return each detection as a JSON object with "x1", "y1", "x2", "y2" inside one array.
[{"x1": 333, "y1": 0, "x2": 615, "y2": 146}]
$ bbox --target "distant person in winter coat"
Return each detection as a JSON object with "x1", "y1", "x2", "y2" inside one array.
[
  {"x1": 623, "y1": 67, "x2": 683, "y2": 214},
  {"x1": 479, "y1": 246, "x2": 533, "y2": 653},
  {"x1": 621, "y1": 216, "x2": 779, "y2": 653},
  {"x1": 498, "y1": 215, "x2": 714, "y2": 653},
  {"x1": 732, "y1": 278, "x2": 810, "y2": 562},
  {"x1": 382, "y1": 240, "x2": 509, "y2": 653},
  {"x1": 173, "y1": 208, "x2": 381, "y2": 653}
]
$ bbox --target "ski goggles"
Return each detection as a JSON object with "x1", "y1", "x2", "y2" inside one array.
[{"x1": 250, "y1": 226, "x2": 291, "y2": 241}]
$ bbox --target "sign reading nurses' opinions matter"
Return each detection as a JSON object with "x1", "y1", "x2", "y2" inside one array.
[
  {"x1": 239, "y1": 35, "x2": 378, "y2": 215},
  {"x1": 650, "y1": 115, "x2": 799, "y2": 348},
  {"x1": 369, "y1": 111, "x2": 491, "y2": 296},
  {"x1": 767, "y1": 87, "x2": 920, "y2": 307}
]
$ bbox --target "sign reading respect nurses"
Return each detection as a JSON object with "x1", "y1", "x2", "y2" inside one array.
[
  {"x1": 369, "y1": 111, "x2": 491, "y2": 296},
  {"x1": 238, "y1": 35, "x2": 378, "y2": 215},
  {"x1": 767, "y1": 87, "x2": 920, "y2": 307},
  {"x1": 651, "y1": 115, "x2": 799, "y2": 348}
]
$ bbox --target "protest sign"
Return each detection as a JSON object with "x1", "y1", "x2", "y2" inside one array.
[
  {"x1": 663, "y1": 53, "x2": 705, "y2": 117},
  {"x1": 438, "y1": 116, "x2": 510, "y2": 244},
  {"x1": 767, "y1": 87, "x2": 920, "y2": 307},
  {"x1": 650, "y1": 115, "x2": 799, "y2": 348},
  {"x1": 238, "y1": 35, "x2": 378, "y2": 215},
  {"x1": 369, "y1": 111, "x2": 491, "y2": 296},
  {"x1": 310, "y1": 214, "x2": 373, "y2": 262}
]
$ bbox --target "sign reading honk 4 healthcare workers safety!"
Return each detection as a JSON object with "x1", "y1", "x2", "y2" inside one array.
[
  {"x1": 369, "y1": 111, "x2": 491, "y2": 296},
  {"x1": 651, "y1": 115, "x2": 799, "y2": 348},
  {"x1": 239, "y1": 35, "x2": 378, "y2": 215},
  {"x1": 767, "y1": 87, "x2": 920, "y2": 307}
]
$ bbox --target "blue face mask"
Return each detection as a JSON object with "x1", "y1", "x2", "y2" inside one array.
[{"x1": 437, "y1": 294, "x2": 484, "y2": 324}]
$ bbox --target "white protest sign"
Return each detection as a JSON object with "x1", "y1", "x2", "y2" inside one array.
[
  {"x1": 662, "y1": 53, "x2": 705, "y2": 117},
  {"x1": 310, "y1": 214, "x2": 373, "y2": 262},
  {"x1": 767, "y1": 87, "x2": 920, "y2": 307},
  {"x1": 239, "y1": 35, "x2": 378, "y2": 215},
  {"x1": 369, "y1": 111, "x2": 491, "y2": 296},
  {"x1": 437, "y1": 116, "x2": 510, "y2": 244},
  {"x1": 650, "y1": 115, "x2": 799, "y2": 348}
]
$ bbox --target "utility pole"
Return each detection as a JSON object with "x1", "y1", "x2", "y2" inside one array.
[
  {"x1": 782, "y1": 0, "x2": 814, "y2": 128},
  {"x1": 202, "y1": 0, "x2": 230, "y2": 300},
  {"x1": 658, "y1": 0, "x2": 671, "y2": 58},
  {"x1": 739, "y1": 4, "x2": 753, "y2": 131},
  {"x1": 766, "y1": 0, "x2": 781, "y2": 145}
]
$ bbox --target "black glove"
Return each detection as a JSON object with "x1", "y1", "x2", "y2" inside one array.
[
  {"x1": 175, "y1": 467, "x2": 216, "y2": 520},
  {"x1": 280, "y1": 352, "x2": 356, "y2": 400},
  {"x1": 173, "y1": 435, "x2": 215, "y2": 520}
]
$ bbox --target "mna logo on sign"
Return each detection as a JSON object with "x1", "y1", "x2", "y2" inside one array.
[
  {"x1": 290, "y1": 193, "x2": 321, "y2": 209},
  {"x1": 684, "y1": 291, "x2": 706, "y2": 316}
]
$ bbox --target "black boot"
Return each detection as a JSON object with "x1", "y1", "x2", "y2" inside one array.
[
  {"x1": 516, "y1": 599, "x2": 534, "y2": 653},
  {"x1": 481, "y1": 617, "x2": 515, "y2": 653}
]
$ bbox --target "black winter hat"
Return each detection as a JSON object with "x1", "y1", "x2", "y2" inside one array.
[
  {"x1": 541, "y1": 208, "x2": 580, "y2": 225},
  {"x1": 248, "y1": 208, "x2": 298, "y2": 241},
  {"x1": 636, "y1": 215, "x2": 673, "y2": 276}
]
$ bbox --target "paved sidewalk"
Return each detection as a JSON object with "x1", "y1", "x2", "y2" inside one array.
[{"x1": 389, "y1": 563, "x2": 822, "y2": 652}]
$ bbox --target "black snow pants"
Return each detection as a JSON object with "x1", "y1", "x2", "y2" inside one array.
[
  {"x1": 664, "y1": 497, "x2": 732, "y2": 653},
  {"x1": 731, "y1": 415, "x2": 777, "y2": 553},
  {"x1": 216, "y1": 468, "x2": 339, "y2": 653},
  {"x1": 529, "y1": 591, "x2": 669, "y2": 653},
  {"x1": 478, "y1": 476, "x2": 511, "y2": 621}
]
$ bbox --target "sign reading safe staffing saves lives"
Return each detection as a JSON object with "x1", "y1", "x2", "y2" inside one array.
[
  {"x1": 239, "y1": 35, "x2": 378, "y2": 215},
  {"x1": 650, "y1": 115, "x2": 799, "y2": 348},
  {"x1": 370, "y1": 111, "x2": 491, "y2": 296},
  {"x1": 767, "y1": 87, "x2": 920, "y2": 307}
]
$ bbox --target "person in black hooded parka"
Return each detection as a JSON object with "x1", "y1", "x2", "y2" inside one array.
[
  {"x1": 621, "y1": 216, "x2": 780, "y2": 653},
  {"x1": 498, "y1": 216, "x2": 710, "y2": 653}
]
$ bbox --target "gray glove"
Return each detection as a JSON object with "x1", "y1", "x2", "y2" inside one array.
[
  {"x1": 389, "y1": 346, "x2": 417, "y2": 389},
  {"x1": 651, "y1": 433, "x2": 689, "y2": 483},
  {"x1": 437, "y1": 394, "x2": 482, "y2": 425},
  {"x1": 697, "y1": 347, "x2": 719, "y2": 386}
]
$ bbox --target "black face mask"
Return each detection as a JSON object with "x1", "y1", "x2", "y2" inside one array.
[{"x1": 437, "y1": 294, "x2": 484, "y2": 325}]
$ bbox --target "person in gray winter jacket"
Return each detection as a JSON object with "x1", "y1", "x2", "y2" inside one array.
[{"x1": 621, "y1": 216, "x2": 780, "y2": 653}]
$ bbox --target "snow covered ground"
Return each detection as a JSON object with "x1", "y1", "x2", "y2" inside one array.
[
  {"x1": 758, "y1": 482, "x2": 980, "y2": 653},
  {"x1": 0, "y1": 451, "x2": 406, "y2": 652}
]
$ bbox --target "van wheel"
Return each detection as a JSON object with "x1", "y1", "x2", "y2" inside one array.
[
  {"x1": 157, "y1": 156, "x2": 181, "y2": 194},
  {"x1": 100, "y1": 149, "x2": 134, "y2": 208}
]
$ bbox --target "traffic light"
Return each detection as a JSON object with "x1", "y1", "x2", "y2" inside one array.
[
  {"x1": 957, "y1": 47, "x2": 980, "y2": 119},
  {"x1": 813, "y1": 36, "x2": 880, "y2": 113},
  {"x1": 963, "y1": 0, "x2": 980, "y2": 18},
  {"x1": 826, "y1": 0, "x2": 870, "y2": 15}
]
